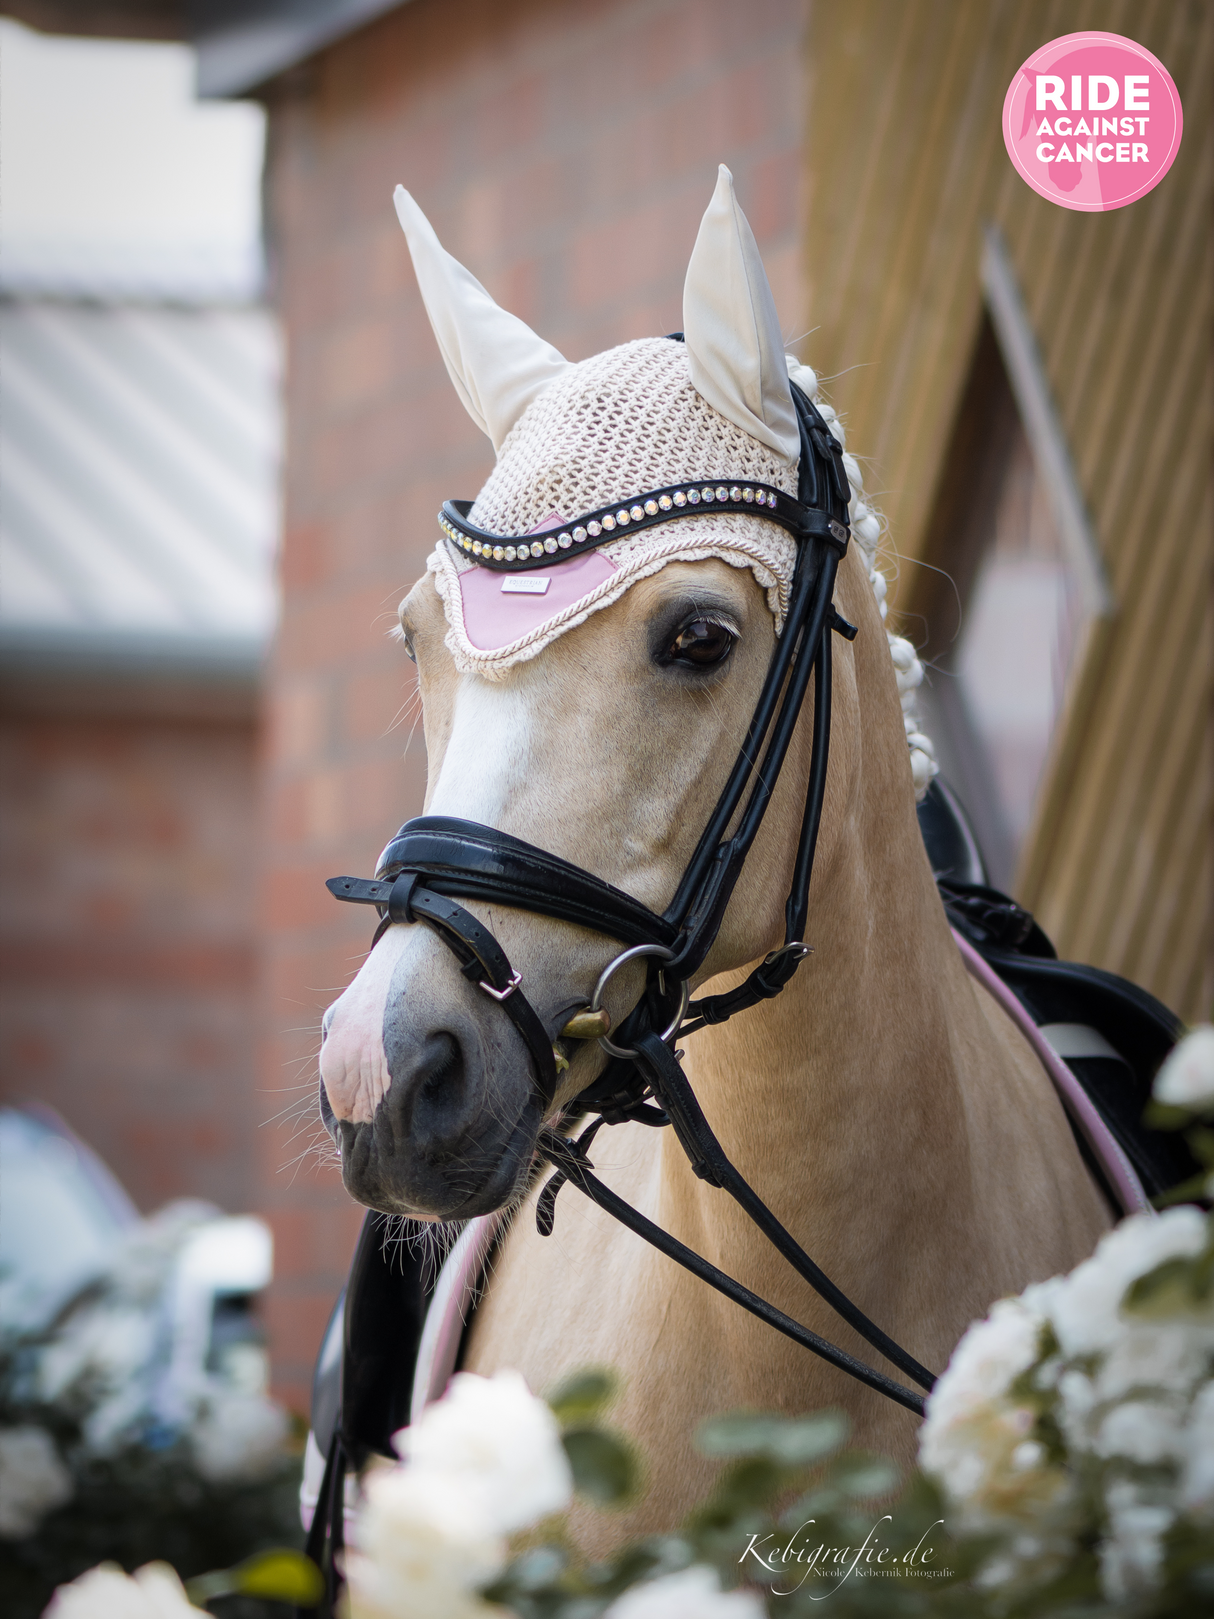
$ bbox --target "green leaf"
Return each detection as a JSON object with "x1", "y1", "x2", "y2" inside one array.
[
  {"x1": 696, "y1": 1409, "x2": 849, "y2": 1466},
  {"x1": 829, "y1": 1453, "x2": 900, "y2": 1499},
  {"x1": 235, "y1": 1549, "x2": 325, "y2": 1602},
  {"x1": 1143, "y1": 1099, "x2": 1192, "y2": 1132},
  {"x1": 563, "y1": 1426, "x2": 636, "y2": 1505},
  {"x1": 1152, "y1": 1173, "x2": 1212, "y2": 1209},
  {"x1": 548, "y1": 1368, "x2": 616, "y2": 1427},
  {"x1": 1124, "y1": 1254, "x2": 1201, "y2": 1317},
  {"x1": 186, "y1": 1548, "x2": 323, "y2": 1607},
  {"x1": 500, "y1": 1545, "x2": 567, "y2": 1592}
]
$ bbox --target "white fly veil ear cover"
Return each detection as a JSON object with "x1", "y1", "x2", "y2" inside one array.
[
  {"x1": 394, "y1": 187, "x2": 571, "y2": 453},
  {"x1": 683, "y1": 165, "x2": 799, "y2": 465}
]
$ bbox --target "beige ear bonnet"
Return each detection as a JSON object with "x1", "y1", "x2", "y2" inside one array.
[{"x1": 395, "y1": 171, "x2": 938, "y2": 794}]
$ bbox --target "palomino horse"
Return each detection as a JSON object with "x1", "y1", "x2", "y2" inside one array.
[{"x1": 317, "y1": 169, "x2": 1112, "y2": 1539}]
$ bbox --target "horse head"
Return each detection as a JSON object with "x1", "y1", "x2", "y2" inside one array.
[{"x1": 318, "y1": 168, "x2": 929, "y2": 1221}]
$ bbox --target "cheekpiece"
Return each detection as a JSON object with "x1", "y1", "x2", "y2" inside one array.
[{"x1": 438, "y1": 482, "x2": 849, "y2": 572}]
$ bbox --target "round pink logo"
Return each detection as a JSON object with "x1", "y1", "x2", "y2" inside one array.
[{"x1": 1003, "y1": 32, "x2": 1182, "y2": 212}]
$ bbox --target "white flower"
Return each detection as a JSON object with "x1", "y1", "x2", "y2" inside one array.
[
  {"x1": 920, "y1": 1292, "x2": 1077, "y2": 1588},
  {"x1": 919, "y1": 1202, "x2": 1214, "y2": 1599},
  {"x1": 42, "y1": 1561, "x2": 206, "y2": 1618},
  {"x1": 1179, "y1": 1379, "x2": 1214, "y2": 1520},
  {"x1": 1094, "y1": 1316, "x2": 1214, "y2": 1404},
  {"x1": 0, "y1": 1425, "x2": 73, "y2": 1538},
  {"x1": 1054, "y1": 1368, "x2": 1096, "y2": 1453},
  {"x1": 920, "y1": 1295, "x2": 1050, "y2": 1512},
  {"x1": 347, "y1": 1372, "x2": 569, "y2": 1619},
  {"x1": 37, "y1": 1308, "x2": 156, "y2": 1403},
  {"x1": 602, "y1": 1565, "x2": 765, "y2": 1618},
  {"x1": 1047, "y1": 1208, "x2": 1207, "y2": 1358},
  {"x1": 1095, "y1": 1400, "x2": 1186, "y2": 1465},
  {"x1": 395, "y1": 1369, "x2": 572, "y2": 1535},
  {"x1": 1153, "y1": 1025, "x2": 1214, "y2": 1111},
  {"x1": 345, "y1": 1469, "x2": 505, "y2": 1619},
  {"x1": 188, "y1": 1390, "x2": 288, "y2": 1483},
  {"x1": 1099, "y1": 1479, "x2": 1175, "y2": 1601},
  {"x1": 106, "y1": 1201, "x2": 218, "y2": 1304},
  {"x1": 81, "y1": 1383, "x2": 152, "y2": 1456}
]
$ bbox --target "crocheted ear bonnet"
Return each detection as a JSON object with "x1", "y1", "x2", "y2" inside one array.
[{"x1": 395, "y1": 168, "x2": 937, "y2": 794}]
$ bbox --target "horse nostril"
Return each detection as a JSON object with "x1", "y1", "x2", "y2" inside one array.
[
  {"x1": 384, "y1": 1024, "x2": 476, "y2": 1161},
  {"x1": 419, "y1": 1032, "x2": 460, "y2": 1103}
]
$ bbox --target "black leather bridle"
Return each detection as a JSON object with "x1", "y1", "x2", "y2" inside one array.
[{"x1": 327, "y1": 366, "x2": 937, "y2": 1421}]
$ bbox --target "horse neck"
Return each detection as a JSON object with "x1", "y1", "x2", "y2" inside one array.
[{"x1": 669, "y1": 729, "x2": 975, "y2": 1274}]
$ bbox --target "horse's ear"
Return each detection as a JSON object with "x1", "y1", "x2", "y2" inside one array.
[
  {"x1": 683, "y1": 166, "x2": 798, "y2": 465},
  {"x1": 394, "y1": 187, "x2": 571, "y2": 454}
]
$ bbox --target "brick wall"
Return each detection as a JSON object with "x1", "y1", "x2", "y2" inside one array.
[
  {"x1": 0, "y1": 698, "x2": 261, "y2": 1214},
  {"x1": 261, "y1": 0, "x2": 807, "y2": 1411}
]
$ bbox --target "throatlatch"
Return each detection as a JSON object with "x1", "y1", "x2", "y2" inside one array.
[{"x1": 328, "y1": 373, "x2": 937, "y2": 1417}]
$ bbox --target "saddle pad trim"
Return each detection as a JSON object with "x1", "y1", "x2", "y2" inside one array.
[
  {"x1": 953, "y1": 929, "x2": 1151, "y2": 1217},
  {"x1": 409, "y1": 1211, "x2": 504, "y2": 1425},
  {"x1": 1039, "y1": 1021, "x2": 1123, "y2": 1062}
]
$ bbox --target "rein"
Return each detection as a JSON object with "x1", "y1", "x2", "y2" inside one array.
[{"x1": 328, "y1": 376, "x2": 936, "y2": 1418}]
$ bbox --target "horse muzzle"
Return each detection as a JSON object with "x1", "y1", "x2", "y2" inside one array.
[{"x1": 319, "y1": 928, "x2": 550, "y2": 1218}]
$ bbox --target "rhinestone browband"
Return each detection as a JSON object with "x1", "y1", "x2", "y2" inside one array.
[{"x1": 438, "y1": 481, "x2": 849, "y2": 572}]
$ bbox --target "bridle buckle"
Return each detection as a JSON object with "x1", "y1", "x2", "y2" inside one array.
[{"x1": 479, "y1": 969, "x2": 522, "y2": 1002}]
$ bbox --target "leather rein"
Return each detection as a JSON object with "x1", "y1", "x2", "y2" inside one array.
[{"x1": 328, "y1": 377, "x2": 936, "y2": 1418}]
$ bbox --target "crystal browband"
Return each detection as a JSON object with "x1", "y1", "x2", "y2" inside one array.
[{"x1": 438, "y1": 481, "x2": 849, "y2": 572}]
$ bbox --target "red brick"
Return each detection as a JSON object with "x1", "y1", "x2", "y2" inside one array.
[
  {"x1": 255, "y1": 0, "x2": 807, "y2": 1394},
  {"x1": 0, "y1": 710, "x2": 261, "y2": 1214}
]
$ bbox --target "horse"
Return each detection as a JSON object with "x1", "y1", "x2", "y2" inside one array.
[{"x1": 315, "y1": 167, "x2": 1113, "y2": 1545}]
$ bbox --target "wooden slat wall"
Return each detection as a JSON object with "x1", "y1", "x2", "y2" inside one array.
[{"x1": 803, "y1": 0, "x2": 1212, "y2": 1021}]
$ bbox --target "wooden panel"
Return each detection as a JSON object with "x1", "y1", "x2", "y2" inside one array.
[{"x1": 804, "y1": 0, "x2": 1213, "y2": 1019}]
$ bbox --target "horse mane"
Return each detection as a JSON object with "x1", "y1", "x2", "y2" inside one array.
[{"x1": 788, "y1": 356, "x2": 937, "y2": 798}]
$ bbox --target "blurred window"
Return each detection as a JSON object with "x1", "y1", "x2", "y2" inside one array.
[{"x1": 916, "y1": 232, "x2": 1111, "y2": 890}]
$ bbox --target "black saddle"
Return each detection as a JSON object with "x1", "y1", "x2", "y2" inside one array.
[{"x1": 918, "y1": 778, "x2": 1192, "y2": 1202}]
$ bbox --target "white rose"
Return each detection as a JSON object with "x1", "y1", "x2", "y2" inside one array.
[
  {"x1": 37, "y1": 1308, "x2": 156, "y2": 1403},
  {"x1": 1055, "y1": 1368, "x2": 1096, "y2": 1453},
  {"x1": 1179, "y1": 1379, "x2": 1214, "y2": 1520},
  {"x1": 1153, "y1": 1025, "x2": 1214, "y2": 1111},
  {"x1": 346, "y1": 1468, "x2": 505, "y2": 1619},
  {"x1": 1046, "y1": 1208, "x2": 1207, "y2": 1358},
  {"x1": 81, "y1": 1384, "x2": 150, "y2": 1456},
  {"x1": 106, "y1": 1201, "x2": 218, "y2": 1303},
  {"x1": 920, "y1": 1294, "x2": 1074, "y2": 1564},
  {"x1": 0, "y1": 1425, "x2": 74, "y2": 1538},
  {"x1": 42, "y1": 1561, "x2": 206, "y2": 1618},
  {"x1": 603, "y1": 1565, "x2": 766, "y2": 1618},
  {"x1": 920, "y1": 1294, "x2": 1045, "y2": 1497},
  {"x1": 395, "y1": 1369, "x2": 572, "y2": 1535},
  {"x1": 189, "y1": 1391, "x2": 288, "y2": 1483},
  {"x1": 1095, "y1": 1400, "x2": 1186, "y2": 1465},
  {"x1": 1094, "y1": 1316, "x2": 1214, "y2": 1404},
  {"x1": 1099, "y1": 1480, "x2": 1174, "y2": 1602}
]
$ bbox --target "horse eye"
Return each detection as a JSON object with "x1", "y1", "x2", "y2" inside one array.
[
  {"x1": 401, "y1": 630, "x2": 417, "y2": 664},
  {"x1": 664, "y1": 619, "x2": 736, "y2": 668}
]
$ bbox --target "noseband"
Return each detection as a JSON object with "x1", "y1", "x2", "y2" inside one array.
[{"x1": 328, "y1": 373, "x2": 936, "y2": 1417}]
